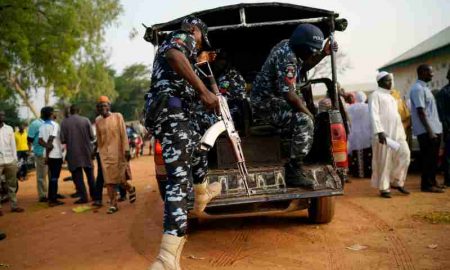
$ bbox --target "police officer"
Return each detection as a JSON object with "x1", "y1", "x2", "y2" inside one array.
[
  {"x1": 193, "y1": 50, "x2": 247, "y2": 132},
  {"x1": 145, "y1": 16, "x2": 221, "y2": 270},
  {"x1": 214, "y1": 50, "x2": 247, "y2": 118},
  {"x1": 251, "y1": 23, "x2": 338, "y2": 188}
]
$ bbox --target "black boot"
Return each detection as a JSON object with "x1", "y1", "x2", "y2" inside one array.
[{"x1": 284, "y1": 160, "x2": 315, "y2": 188}]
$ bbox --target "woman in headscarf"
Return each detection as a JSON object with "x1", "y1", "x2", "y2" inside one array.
[{"x1": 347, "y1": 91, "x2": 372, "y2": 178}]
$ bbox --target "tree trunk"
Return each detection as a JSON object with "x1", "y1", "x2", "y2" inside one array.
[
  {"x1": 44, "y1": 87, "x2": 50, "y2": 106},
  {"x1": 9, "y1": 77, "x2": 39, "y2": 118}
]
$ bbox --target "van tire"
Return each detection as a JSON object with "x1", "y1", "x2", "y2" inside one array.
[{"x1": 308, "y1": 196, "x2": 335, "y2": 224}]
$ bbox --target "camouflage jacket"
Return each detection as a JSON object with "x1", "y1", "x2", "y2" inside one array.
[
  {"x1": 251, "y1": 40, "x2": 302, "y2": 109},
  {"x1": 148, "y1": 30, "x2": 198, "y2": 107},
  {"x1": 217, "y1": 67, "x2": 246, "y2": 100}
]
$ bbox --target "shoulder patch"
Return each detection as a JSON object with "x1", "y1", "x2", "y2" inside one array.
[{"x1": 284, "y1": 64, "x2": 296, "y2": 85}]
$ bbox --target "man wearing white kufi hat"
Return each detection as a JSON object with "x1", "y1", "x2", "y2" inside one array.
[{"x1": 368, "y1": 71, "x2": 411, "y2": 198}]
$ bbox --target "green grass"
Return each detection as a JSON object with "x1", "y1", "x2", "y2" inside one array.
[{"x1": 413, "y1": 211, "x2": 450, "y2": 224}]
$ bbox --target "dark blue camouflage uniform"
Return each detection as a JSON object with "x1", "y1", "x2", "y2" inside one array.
[
  {"x1": 251, "y1": 40, "x2": 314, "y2": 160},
  {"x1": 193, "y1": 67, "x2": 246, "y2": 133},
  {"x1": 194, "y1": 67, "x2": 246, "y2": 132},
  {"x1": 145, "y1": 30, "x2": 208, "y2": 237}
]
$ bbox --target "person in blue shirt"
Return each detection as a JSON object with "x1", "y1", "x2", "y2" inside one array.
[
  {"x1": 436, "y1": 68, "x2": 450, "y2": 187},
  {"x1": 409, "y1": 64, "x2": 444, "y2": 193},
  {"x1": 27, "y1": 107, "x2": 48, "y2": 202}
]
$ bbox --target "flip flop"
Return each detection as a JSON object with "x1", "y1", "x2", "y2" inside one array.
[{"x1": 106, "y1": 206, "x2": 118, "y2": 214}]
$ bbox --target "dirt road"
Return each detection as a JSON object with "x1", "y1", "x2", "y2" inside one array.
[{"x1": 1, "y1": 154, "x2": 449, "y2": 269}]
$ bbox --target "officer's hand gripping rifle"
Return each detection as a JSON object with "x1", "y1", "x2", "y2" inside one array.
[{"x1": 195, "y1": 61, "x2": 251, "y2": 196}]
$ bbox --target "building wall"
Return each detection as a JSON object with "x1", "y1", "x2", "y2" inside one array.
[{"x1": 387, "y1": 52, "x2": 450, "y2": 98}]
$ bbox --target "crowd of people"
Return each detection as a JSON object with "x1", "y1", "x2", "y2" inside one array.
[
  {"x1": 345, "y1": 67, "x2": 450, "y2": 197},
  {"x1": 0, "y1": 97, "x2": 138, "y2": 217}
]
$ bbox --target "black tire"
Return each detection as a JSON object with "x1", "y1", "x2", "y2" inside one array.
[{"x1": 308, "y1": 196, "x2": 335, "y2": 224}]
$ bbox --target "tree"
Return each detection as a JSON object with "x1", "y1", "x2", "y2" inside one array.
[
  {"x1": 0, "y1": 82, "x2": 21, "y2": 127},
  {"x1": 308, "y1": 51, "x2": 351, "y2": 80},
  {"x1": 112, "y1": 64, "x2": 151, "y2": 121},
  {"x1": 0, "y1": 0, "x2": 122, "y2": 118},
  {"x1": 67, "y1": 60, "x2": 117, "y2": 120}
]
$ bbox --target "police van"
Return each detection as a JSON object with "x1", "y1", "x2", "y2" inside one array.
[{"x1": 145, "y1": 2, "x2": 349, "y2": 225}]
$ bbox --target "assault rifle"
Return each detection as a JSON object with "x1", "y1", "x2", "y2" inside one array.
[{"x1": 194, "y1": 61, "x2": 251, "y2": 196}]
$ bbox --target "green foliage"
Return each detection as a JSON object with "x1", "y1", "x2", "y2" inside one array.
[
  {"x1": 68, "y1": 60, "x2": 117, "y2": 120},
  {"x1": 0, "y1": 84, "x2": 20, "y2": 127},
  {"x1": 112, "y1": 64, "x2": 150, "y2": 121},
  {"x1": 0, "y1": 0, "x2": 122, "y2": 115}
]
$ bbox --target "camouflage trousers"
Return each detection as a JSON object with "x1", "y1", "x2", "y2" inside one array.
[
  {"x1": 254, "y1": 98, "x2": 314, "y2": 160},
  {"x1": 154, "y1": 108, "x2": 208, "y2": 237}
]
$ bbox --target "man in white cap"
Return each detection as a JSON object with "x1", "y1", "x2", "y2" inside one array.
[{"x1": 368, "y1": 72, "x2": 411, "y2": 198}]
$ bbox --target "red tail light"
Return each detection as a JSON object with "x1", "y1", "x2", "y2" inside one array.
[
  {"x1": 155, "y1": 140, "x2": 163, "y2": 155},
  {"x1": 330, "y1": 122, "x2": 348, "y2": 168},
  {"x1": 155, "y1": 140, "x2": 166, "y2": 178}
]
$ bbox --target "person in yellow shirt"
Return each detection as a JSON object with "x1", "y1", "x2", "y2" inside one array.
[
  {"x1": 14, "y1": 124, "x2": 30, "y2": 181},
  {"x1": 391, "y1": 89, "x2": 412, "y2": 145}
]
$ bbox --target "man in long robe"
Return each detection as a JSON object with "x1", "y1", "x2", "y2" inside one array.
[
  {"x1": 95, "y1": 96, "x2": 136, "y2": 213},
  {"x1": 369, "y1": 72, "x2": 411, "y2": 198}
]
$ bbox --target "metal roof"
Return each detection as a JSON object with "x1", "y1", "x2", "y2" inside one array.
[
  {"x1": 151, "y1": 2, "x2": 336, "y2": 32},
  {"x1": 380, "y1": 26, "x2": 450, "y2": 70},
  {"x1": 143, "y1": 2, "x2": 347, "y2": 80}
]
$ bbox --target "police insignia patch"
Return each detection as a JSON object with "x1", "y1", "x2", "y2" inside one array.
[
  {"x1": 285, "y1": 65, "x2": 296, "y2": 85},
  {"x1": 173, "y1": 38, "x2": 186, "y2": 46}
]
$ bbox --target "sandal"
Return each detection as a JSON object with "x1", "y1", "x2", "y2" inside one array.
[
  {"x1": 128, "y1": 186, "x2": 136, "y2": 204},
  {"x1": 106, "y1": 206, "x2": 118, "y2": 214}
]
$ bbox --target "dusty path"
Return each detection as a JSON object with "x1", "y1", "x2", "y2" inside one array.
[{"x1": 1, "y1": 154, "x2": 449, "y2": 269}]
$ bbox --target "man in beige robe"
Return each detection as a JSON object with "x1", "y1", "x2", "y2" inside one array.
[
  {"x1": 369, "y1": 72, "x2": 411, "y2": 198},
  {"x1": 95, "y1": 96, "x2": 136, "y2": 213}
]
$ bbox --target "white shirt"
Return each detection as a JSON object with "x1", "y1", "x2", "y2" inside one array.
[
  {"x1": 369, "y1": 87, "x2": 406, "y2": 141},
  {"x1": 39, "y1": 120, "x2": 63, "y2": 159},
  {"x1": 0, "y1": 124, "x2": 17, "y2": 165},
  {"x1": 347, "y1": 102, "x2": 372, "y2": 152}
]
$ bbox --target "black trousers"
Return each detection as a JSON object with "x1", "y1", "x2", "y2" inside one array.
[
  {"x1": 94, "y1": 154, "x2": 127, "y2": 202},
  {"x1": 417, "y1": 133, "x2": 442, "y2": 189},
  {"x1": 16, "y1": 151, "x2": 28, "y2": 178},
  {"x1": 444, "y1": 133, "x2": 450, "y2": 185},
  {"x1": 71, "y1": 167, "x2": 95, "y2": 201},
  {"x1": 47, "y1": 158, "x2": 63, "y2": 202},
  {"x1": 94, "y1": 153, "x2": 104, "y2": 202}
]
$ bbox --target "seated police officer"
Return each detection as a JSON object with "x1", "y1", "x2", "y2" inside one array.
[
  {"x1": 251, "y1": 24, "x2": 338, "y2": 188},
  {"x1": 194, "y1": 49, "x2": 247, "y2": 132}
]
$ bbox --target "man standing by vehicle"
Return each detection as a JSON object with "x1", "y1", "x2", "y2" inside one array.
[
  {"x1": 251, "y1": 23, "x2": 337, "y2": 188},
  {"x1": 410, "y1": 64, "x2": 444, "y2": 193},
  {"x1": 145, "y1": 16, "x2": 219, "y2": 270},
  {"x1": 369, "y1": 72, "x2": 410, "y2": 198},
  {"x1": 14, "y1": 124, "x2": 30, "y2": 181},
  {"x1": 0, "y1": 111, "x2": 24, "y2": 214},
  {"x1": 436, "y1": 68, "x2": 450, "y2": 187},
  {"x1": 27, "y1": 108, "x2": 48, "y2": 202},
  {"x1": 60, "y1": 104, "x2": 96, "y2": 204}
]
